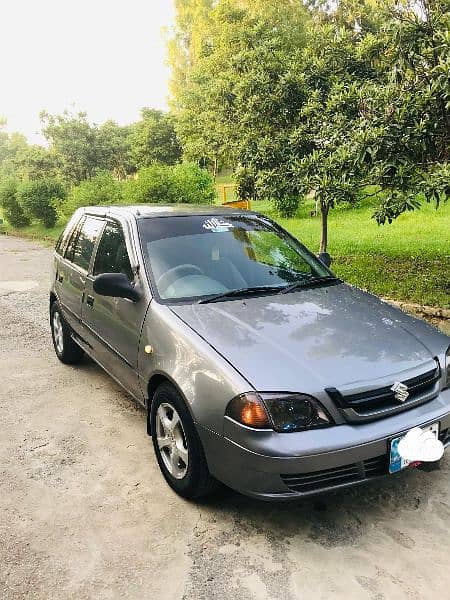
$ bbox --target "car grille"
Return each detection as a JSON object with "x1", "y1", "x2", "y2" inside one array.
[
  {"x1": 325, "y1": 364, "x2": 440, "y2": 421},
  {"x1": 281, "y1": 454, "x2": 388, "y2": 494},
  {"x1": 281, "y1": 425, "x2": 449, "y2": 494}
]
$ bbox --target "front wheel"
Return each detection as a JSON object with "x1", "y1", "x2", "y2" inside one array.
[
  {"x1": 150, "y1": 382, "x2": 218, "y2": 499},
  {"x1": 50, "y1": 302, "x2": 84, "y2": 365}
]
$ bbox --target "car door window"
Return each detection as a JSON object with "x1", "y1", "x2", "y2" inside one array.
[
  {"x1": 93, "y1": 221, "x2": 134, "y2": 282},
  {"x1": 70, "y1": 217, "x2": 104, "y2": 271}
]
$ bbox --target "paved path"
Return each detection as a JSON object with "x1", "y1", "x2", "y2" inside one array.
[{"x1": 0, "y1": 234, "x2": 449, "y2": 600}]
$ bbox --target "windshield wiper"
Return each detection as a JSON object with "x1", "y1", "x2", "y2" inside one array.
[
  {"x1": 198, "y1": 285, "x2": 284, "y2": 304},
  {"x1": 279, "y1": 276, "x2": 341, "y2": 295}
]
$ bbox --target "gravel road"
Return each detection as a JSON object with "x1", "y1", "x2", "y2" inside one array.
[{"x1": 1, "y1": 234, "x2": 449, "y2": 600}]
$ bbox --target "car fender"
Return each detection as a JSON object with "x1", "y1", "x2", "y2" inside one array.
[{"x1": 138, "y1": 300, "x2": 252, "y2": 435}]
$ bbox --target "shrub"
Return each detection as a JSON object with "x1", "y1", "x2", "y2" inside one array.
[
  {"x1": 60, "y1": 171, "x2": 124, "y2": 219},
  {"x1": 272, "y1": 196, "x2": 300, "y2": 218},
  {"x1": 233, "y1": 166, "x2": 258, "y2": 201},
  {"x1": 171, "y1": 163, "x2": 216, "y2": 204},
  {"x1": 17, "y1": 179, "x2": 66, "y2": 228},
  {"x1": 122, "y1": 164, "x2": 178, "y2": 204},
  {"x1": 0, "y1": 178, "x2": 30, "y2": 228}
]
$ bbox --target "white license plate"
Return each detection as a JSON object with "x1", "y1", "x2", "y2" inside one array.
[{"x1": 389, "y1": 423, "x2": 440, "y2": 474}]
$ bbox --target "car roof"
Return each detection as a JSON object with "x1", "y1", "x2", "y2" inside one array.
[{"x1": 81, "y1": 204, "x2": 259, "y2": 220}]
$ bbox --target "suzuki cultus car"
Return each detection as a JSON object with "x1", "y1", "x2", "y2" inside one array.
[{"x1": 50, "y1": 206, "x2": 450, "y2": 500}]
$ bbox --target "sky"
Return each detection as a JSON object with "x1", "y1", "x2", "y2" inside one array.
[{"x1": 0, "y1": 0, "x2": 175, "y2": 144}]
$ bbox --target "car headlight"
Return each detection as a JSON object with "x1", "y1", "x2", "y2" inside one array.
[
  {"x1": 445, "y1": 346, "x2": 450, "y2": 389},
  {"x1": 225, "y1": 392, "x2": 333, "y2": 433}
]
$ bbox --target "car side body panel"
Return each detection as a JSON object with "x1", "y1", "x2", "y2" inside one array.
[{"x1": 138, "y1": 300, "x2": 251, "y2": 433}]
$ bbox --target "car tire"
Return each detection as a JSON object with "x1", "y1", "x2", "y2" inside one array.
[
  {"x1": 50, "y1": 302, "x2": 84, "y2": 365},
  {"x1": 150, "y1": 382, "x2": 219, "y2": 499}
]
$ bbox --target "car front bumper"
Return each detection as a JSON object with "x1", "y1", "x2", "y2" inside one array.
[{"x1": 198, "y1": 390, "x2": 450, "y2": 501}]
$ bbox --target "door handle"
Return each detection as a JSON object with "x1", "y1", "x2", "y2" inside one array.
[{"x1": 86, "y1": 295, "x2": 94, "y2": 308}]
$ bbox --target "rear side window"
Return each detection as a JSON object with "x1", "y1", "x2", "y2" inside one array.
[
  {"x1": 69, "y1": 217, "x2": 104, "y2": 271},
  {"x1": 55, "y1": 213, "x2": 81, "y2": 256},
  {"x1": 93, "y1": 221, "x2": 133, "y2": 282}
]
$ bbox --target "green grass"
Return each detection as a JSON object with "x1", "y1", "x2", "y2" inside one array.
[
  {"x1": 1, "y1": 198, "x2": 448, "y2": 307},
  {"x1": 255, "y1": 198, "x2": 450, "y2": 308},
  {"x1": 0, "y1": 214, "x2": 64, "y2": 245},
  {"x1": 215, "y1": 172, "x2": 237, "y2": 202}
]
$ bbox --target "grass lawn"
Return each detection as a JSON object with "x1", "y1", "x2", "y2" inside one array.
[
  {"x1": 0, "y1": 215, "x2": 65, "y2": 246},
  {"x1": 254, "y1": 198, "x2": 450, "y2": 309},
  {"x1": 1, "y1": 197, "x2": 448, "y2": 308}
]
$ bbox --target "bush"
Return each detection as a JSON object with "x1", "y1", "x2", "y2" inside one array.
[
  {"x1": 17, "y1": 179, "x2": 66, "y2": 228},
  {"x1": 0, "y1": 178, "x2": 30, "y2": 228},
  {"x1": 60, "y1": 171, "x2": 124, "y2": 219},
  {"x1": 122, "y1": 163, "x2": 216, "y2": 205},
  {"x1": 122, "y1": 164, "x2": 178, "y2": 204},
  {"x1": 171, "y1": 163, "x2": 216, "y2": 204},
  {"x1": 272, "y1": 196, "x2": 300, "y2": 218},
  {"x1": 233, "y1": 166, "x2": 258, "y2": 201}
]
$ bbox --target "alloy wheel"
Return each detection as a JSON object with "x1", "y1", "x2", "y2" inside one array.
[
  {"x1": 53, "y1": 311, "x2": 64, "y2": 354},
  {"x1": 156, "y1": 402, "x2": 189, "y2": 479}
]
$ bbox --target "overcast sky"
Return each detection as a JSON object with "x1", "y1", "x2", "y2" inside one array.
[{"x1": 1, "y1": 0, "x2": 175, "y2": 144}]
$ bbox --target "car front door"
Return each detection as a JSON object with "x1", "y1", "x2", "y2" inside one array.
[
  {"x1": 56, "y1": 215, "x2": 104, "y2": 332},
  {"x1": 81, "y1": 219, "x2": 148, "y2": 401}
]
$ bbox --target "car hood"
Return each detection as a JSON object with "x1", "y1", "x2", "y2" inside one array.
[{"x1": 170, "y1": 284, "x2": 444, "y2": 392}]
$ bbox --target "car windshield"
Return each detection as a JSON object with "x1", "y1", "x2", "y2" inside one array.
[{"x1": 138, "y1": 214, "x2": 333, "y2": 303}]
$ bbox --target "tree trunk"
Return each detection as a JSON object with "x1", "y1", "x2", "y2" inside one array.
[{"x1": 320, "y1": 201, "x2": 329, "y2": 254}]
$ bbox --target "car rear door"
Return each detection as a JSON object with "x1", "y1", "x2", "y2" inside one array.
[
  {"x1": 56, "y1": 215, "x2": 104, "y2": 331},
  {"x1": 81, "y1": 218, "x2": 147, "y2": 401}
]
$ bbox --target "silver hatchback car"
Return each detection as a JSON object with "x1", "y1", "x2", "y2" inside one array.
[{"x1": 50, "y1": 205, "x2": 450, "y2": 501}]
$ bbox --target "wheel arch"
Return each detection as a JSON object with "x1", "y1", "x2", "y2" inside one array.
[
  {"x1": 146, "y1": 372, "x2": 193, "y2": 436},
  {"x1": 49, "y1": 291, "x2": 57, "y2": 308}
]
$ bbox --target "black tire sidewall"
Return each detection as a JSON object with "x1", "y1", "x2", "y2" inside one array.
[
  {"x1": 150, "y1": 383, "x2": 212, "y2": 499},
  {"x1": 50, "y1": 302, "x2": 83, "y2": 364}
]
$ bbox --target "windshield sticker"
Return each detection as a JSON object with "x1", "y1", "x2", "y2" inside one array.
[{"x1": 202, "y1": 218, "x2": 234, "y2": 233}]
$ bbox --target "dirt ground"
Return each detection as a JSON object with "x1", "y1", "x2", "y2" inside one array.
[{"x1": 0, "y1": 234, "x2": 449, "y2": 600}]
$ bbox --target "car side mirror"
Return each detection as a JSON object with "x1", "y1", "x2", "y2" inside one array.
[
  {"x1": 318, "y1": 252, "x2": 332, "y2": 268},
  {"x1": 93, "y1": 273, "x2": 140, "y2": 302}
]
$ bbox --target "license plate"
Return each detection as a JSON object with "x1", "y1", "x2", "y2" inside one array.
[{"x1": 389, "y1": 423, "x2": 440, "y2": 474}]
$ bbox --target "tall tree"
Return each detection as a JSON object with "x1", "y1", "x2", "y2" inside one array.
[
  {"x1": 129, "y1": 108, "x2": 182, "y2": 168},
  {"x1": 177, "y1": 1, "x2": 383, "y2": 250},
  {"x1": 0, "y1": 119, "x2": 28, "y2": 175},
  {"x1": 175, "y1": 0, "x2": 449, "y2": 251},
  {"x1": 40, "y1": 110, "x2": 101, "y2": 184},
  {"x1": 167, "y1": 0, "x2": 214, "y2": 112},
  {"x1": 365, "y1": 0, "x2": 450, "y2": 223},
  {"x1": 40, "y1": 110, "x2": 133, "y2": 184}
]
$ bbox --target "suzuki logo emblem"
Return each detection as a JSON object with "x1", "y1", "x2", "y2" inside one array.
[{"x1": 391, "y1": 381, "x2": 409, "y2": 403}]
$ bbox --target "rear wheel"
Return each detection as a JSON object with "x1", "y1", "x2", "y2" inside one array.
[
  {"x1": 150, "y1": 382, "x2": 218, "y2": 499},
  {"x1": 50, "y1": 302, "x2": 84, "y2": 364}
]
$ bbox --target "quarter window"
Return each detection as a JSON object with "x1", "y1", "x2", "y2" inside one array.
[
  {"x1": 93, "y1": 222, "x2": 133, "y2": 282},
  {"x1": 70, "y1": 217, "x2": 104, "y2": 271}
]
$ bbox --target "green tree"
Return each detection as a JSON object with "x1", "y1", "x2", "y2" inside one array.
[
  {"x1": 17, "y1": 179, "x2": 66, "y2": 228},
  {"x1": 177, "y1": 0, "x2": 378, "y2": 250},
  {"x1": 0, "y1": 178, "x2": 30, "y2": 228},
  {"x1": 96, "y1": 120, "x2": 133, "y2": 179},
  {"x1": 10, "y1": 145, "x2": 61, "y2": 180},
  {"x1": 0, "y1": 119, "x2": 28, "y2": 176},
  {"x1": 175, "y1": 0, "x2": 449, "y2": 251},
  {"x1": 361, "y1": 0, "x2": 450, "y2": 223},
  {"x1": 167, "y1": 0, "x2": 214, "y2": 111},
  {"x1": 129, "y1": 109, "x2": 182, "y2": 168},
  {"x1": 40, "y1": 110, "x2": 133, "y2": 184},
  {"x1": 40, "y1": 110, "x2": 99, "y2": 184}
]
